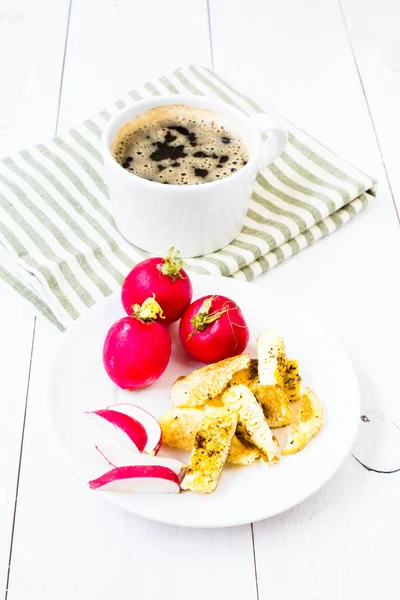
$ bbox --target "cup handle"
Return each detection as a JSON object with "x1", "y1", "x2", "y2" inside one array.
[{"x1": 250, "y1": 113, "x2": 288, "y2": 168}]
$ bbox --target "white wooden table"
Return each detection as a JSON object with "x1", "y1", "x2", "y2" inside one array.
[{"x1": 1, "y1": 1, "x2": 400, "y2": 598}]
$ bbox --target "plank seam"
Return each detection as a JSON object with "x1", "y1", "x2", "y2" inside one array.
[
  {"x1": 251, "y1": 523, "x2": 260, "y2": 600},
  {"x1": 55, "y1": 0, "x2": 73, "y2": 135},
  {"x1": 4, "y1": 319, "x2": 36, "y2": 600}
]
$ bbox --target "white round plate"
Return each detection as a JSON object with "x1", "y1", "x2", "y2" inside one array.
[{"x1": 49, "y1": 275, "x2": 360, "y2": 528}]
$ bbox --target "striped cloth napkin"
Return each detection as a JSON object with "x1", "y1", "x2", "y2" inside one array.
[{"x1": 0, "y1": 66, "x2": 375, "y2": 331}]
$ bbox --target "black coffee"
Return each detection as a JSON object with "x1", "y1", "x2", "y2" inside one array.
[{"x1": 112, "y1": 105, "x2": 249, "y2": 185}]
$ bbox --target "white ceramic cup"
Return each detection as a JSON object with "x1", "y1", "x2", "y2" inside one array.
[{"x1": 102, "y1": 95, "x2": 287, "y2": 258}]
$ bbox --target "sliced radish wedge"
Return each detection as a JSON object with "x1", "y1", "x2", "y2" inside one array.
[
  {"x1": 88, "y1": 465, "x2": 180, "y2": 494},
  {"x1": 96, "y1": 445, "x2": 186, "y2": 479},
  {"x1": 106, "y1": 403, "x2": 162, "y2": 455},
  {"x1": 86, "y1": 409, "x2": 147, "y2": 452}
]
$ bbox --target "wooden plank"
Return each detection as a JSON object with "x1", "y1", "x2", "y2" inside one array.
[
  {"x1": 6, "y1": 329, "x2": 257, "y2": 599},
  {"x1": 0, "y1": 0, "x2": 70, "y2": 157},
  {"x1": 339, "y1": 0, "x2": 400, "y2": 217},
  {"x1": 210, "y1": 0, "x2": 400, "y2": 598},
  {"x1": 57, "y1": 0, "x2": 212, "y2": 130},
  {"x1": 6, "y1": 2, "x2": 258, "y2": 598},
  {"x1": 0, "y1": 0, "x2": 70, "y2": 593},
  {"x1": 209, "y1": 0, "x2": 378, "y2": 173}
]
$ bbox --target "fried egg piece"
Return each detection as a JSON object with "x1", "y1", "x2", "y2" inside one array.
[
  {"x1": 257, "y1": 328, "x2": 286, "y2": 387},
  {"x1": 159, "y1": 407, "x2": 205, "y2": 452},
  {"x1": 227, "y1": 436, "x2": 260, "y2": 466},
  {"x1": 284, "y1": 359, "x2": 301, "y2": 402},
  {"x1": 282, "y1": 387, "x2": 323, "y2": 455},
  {"x1": 181, "y1": 407, "x2": 237, "y2": 493},
  {"x1": 171, "y1": 354, "x2": 251, "y2": 408},
  {"x1": 221, "y1": 384, "x2": 279, "y2": 464},
  {"x1": 230, "y1": 359, "x2": 292, "y2": 428},
  {"x1": 256, "y1": 329, "x2": 292, "y2": 427},
  {"x1": 159, "y1": 407, "x2": 259, "y2": 465}
]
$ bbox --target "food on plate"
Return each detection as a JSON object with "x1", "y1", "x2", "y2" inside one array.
[
  {"x1": 230, "y1": 359, "x2": 292, "y2": 428},
  {"x1": 228, "y1": 359, "x2": 258, "y2": 388},
  {"x1": 221, "y1": 385, "x2": 279, "y2": 464},
  {"x1": 284, "y1": 359, "x2": 301, "y2": 402},
  {"x1": 103, "y1": 404, "x2": 162, "y2": 454},
  {"x1": 95, "y1": 445, "x2": 185, "y2": 478},
  {"x1": 87, "y1": 403, "x2": 162, "y2": 454},
  {"x1": 90, "y1": 320, "x2": 324, "y2": 496},
  {"x1": 159, "y1": 406, "x2": 260, "y2": 465},
  {"x1": 121, "y1": 247, "x2": 192, "y2": 323},
  {"x1": 171, "y1": 353, "x2": 251, "y2": 408},
  {"x1": 158, "y1": 327, "x2": 324, "y2": 494},
  {"x1": 87, "y1": 408, "x2": 148, "y2": 453},
  {"x1": 89, "y1": 465, "x2": 181, "y2": 494},
  {"x1": 282, "y1": 387, "x2": 323, "y2": 455},
  {"x1": 103, "y1": 296, "x2": 171, "y2": 389},
  {"x1": 179, "y1": 295, "x2": 249, "y2": 363},
  {"x1": 254, "y1": 385, "x2": 292, "y2": 428},
  {"x1": 228, "y1": 436, "x2": 260, "y2": 465},
  {"x1": 181, "y1": 407, "x2": 238, "y2": 494},
  {"x1": 87, "y1": 403, "x2": 184, "y2": 494},
  {"x1": 254, "y1": 328, "x2": 293, "y2": 427},
  {"x1": 257, "y1": 328, "x2": 286, "y2": 387},
  {"x1": 159, "y1": 407, "x2": 204, "y2": 451}
]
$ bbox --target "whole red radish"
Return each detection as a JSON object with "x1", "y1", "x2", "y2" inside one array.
[
  {"x1": 121, "y1": 247, "x2": 192, "y2": 323},
  {"x1": 103, "y1": 296, "x2": 171, "y2": 390},
  {"x1": 179, "y1": 295, "x2": 249, "y2": 364}
]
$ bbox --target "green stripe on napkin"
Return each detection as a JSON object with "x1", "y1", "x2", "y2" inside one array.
[{"x1": 0, "y1": 66, "x2": 376, "y2": 330}]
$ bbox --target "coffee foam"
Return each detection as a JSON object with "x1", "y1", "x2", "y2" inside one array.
[{"x1": 111, "y1": 105, "x2": 249, "y2": 185}]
